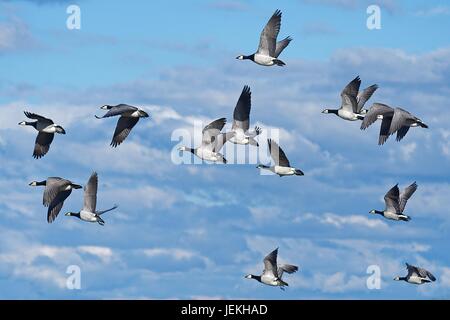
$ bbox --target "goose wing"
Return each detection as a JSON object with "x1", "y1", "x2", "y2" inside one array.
[
  {"x1": 43, "y1": 177, "x2": 68, "y2": 206},
  {"x1": 274, "y1": 36, "x2": 292, "y2": 58},
  {"x1": 24, "y1": 111, "x2": 53, "y2": 124},
  {"x1": 340, "y1": 76, "x2": 361, "y2": 113},
  {"x1": 361, "y1": 103, "x2": 394, "y2": 130},
  {"x1": 268, "y1": 139, "x2": 290, "y2": 167},
  {"x1": 257, "y1": 10, "x2": 282, "y2": 57},
  {"x1": 406, "y1": 263, "x2": 419, "y2": 277},
  {"x1": 47, "y1": 189, "x2": 72, "y2": 223},
  {"x1": 379, "y1": 116, "x2": 393, "y2": 145},
  {"x1": 416, "y1": 267, "x2": 436, "y2": 281},
  {"x1": 389, "y1": 108, "x2": 412, "y2": 136},
  {"x1": 232, "y1": 86, "x2": 251, "y2": 132},
  {"x1": 384, "y1": 184, "x2": 401, "y2": 213},
  {"x1": 83, "y1": 172, "x2": 98, "y2": 213},
  {"x1": 399, "y1": 182, "x2": 417, "y2": 213},
  {"x1": 277, "y1": 264, "x2": 298, "y2": 279},
  {"x1": 97, "y1": 104, "x2": 137, "y2": 119},
  {"x1": 262, "y1": 248, "x2": 279, "y2": 278},
  {"x1": 212, "y1": 132, "x2": 235, "y2": 153},
  {"x1": 356, "y1": 84, "x2": 378, "y2": 113},
  {"x1": 202, "y1": 118, "x2": 226, "y2": 145},
  {"x1": 111, "y1": 116, "x2": 139, "y2": 147},
  {"x1": 33, "y1": 132, "x2": 54, "y2": 159}
]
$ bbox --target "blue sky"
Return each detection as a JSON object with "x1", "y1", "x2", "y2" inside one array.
[{"x1": 0, "y1": 0, "x2": 450, "y2": 299}]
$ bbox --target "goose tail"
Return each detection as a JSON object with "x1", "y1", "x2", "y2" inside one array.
[{"x1": 273, "y1": 59, "x2": 286, "y2": 66}]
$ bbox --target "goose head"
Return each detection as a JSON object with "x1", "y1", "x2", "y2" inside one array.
[
  {"x1": 29, "y1": 181, "x2": 38, "y2": 186},
  {"x1": 236, "y1": 55, "x2": 245, "y2": 60},
  {"x1": 369, "y1": 209, "x2": 377, "y2": 214},
  {"x1": 100, "y1": 105, "x2": 111, "y2": 110},
  {"x1": 178, "y1": 146, "x2": 187, "y2": 152},
  {"x1": 244, "y1": 274, "x2": 253, "y2": 279},
  {"x1": 321, "y1": 109, "x2": 330, "y2": 114},
  {"x1": 393, "y1": 276, "x2": 401, "y2": 281}
]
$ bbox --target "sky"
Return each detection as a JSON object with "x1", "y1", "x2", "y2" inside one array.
[{"x1": 0, "y1": 0, "x2": 449, "y2": 299}]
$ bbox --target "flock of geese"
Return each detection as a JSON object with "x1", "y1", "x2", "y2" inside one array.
[{"x1": 16, "y1": 9, "x2": 436, "y2": 291}]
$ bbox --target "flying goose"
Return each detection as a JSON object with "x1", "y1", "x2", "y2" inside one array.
[
  {"x1": 65, "y1": 172, "x2": 117, "y2": 226},
  {"x1": 96, "y1": 104, "x2": 149, "y2": 147},
  {"x1": 229, "y1": 85, "x2": 261, "y2": 146},
  {"x1": 236, "y1": 10, "x2": 292, "y2": 67},
  {"x1": 245, "y1": 248, "x2": 298, "y2": 290},
  {"x1": 361, "y1": 104, "x2": 428, "y2": 145},
  {"x1": 394, "y1": 263, "x2": 436, "y2": 285},
  {"x1": 18, "y1": 111, "x2": 66, "y2": 159},
  {"x1": 322, "y1": 76, "x2": 378, "y2": 121},
  {"x1": 257, "y1": 139, "x2": 304, "y2": 176},
  {"x1": 29, "y1": 177, "x2": 82, "y2": 223},
  {"x1": 178, "y1": 118, "x2": 235, "y2": 163},
  {"x1": 369, "y1": 182, "x2": 417, "y2": 221}
]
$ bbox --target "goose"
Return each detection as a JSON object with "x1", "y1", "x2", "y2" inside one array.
[
  {"x1": 29, "y1": 177, "x2": 82, "y2": 223},
  {"x1": 360, "y1": 103, "x2": 395, "y2": 145},
  {"x1": 257, "y1": 139, "x2": 304, "y2": 176},
  {"x1": 178, "y1": 118, "x2": 235, "y2": 163},
  {"x1": 229, "y1": 85, "x2": 261, "y2": 146},
  {"x1": 394, "y1": 263, "x2": 436, "y2": 285},
  {"x1": 322, "y1": 76, "x2": 378, "y2": 121},
  {"x1": 361, "y1": 104, "x2": 428, "y2": 145},
  {"x1": 65, "y1": 172, "x2": 117, "y2": 226},
  {"x1": 18, "y1": 111, "x2": 66, "y2": 159},
  {"x1": 236, "y1": 9, "x2": 291, "y2": 67},
  {"x1": 245, "y1": 248, "x2": 298, "y2": 290},
  {"x1": 95, "y1": 104, "x2": 149, "y2": 147},
  {"x1": 369, "y1": 182, "x2": 417, "y2": 221}
]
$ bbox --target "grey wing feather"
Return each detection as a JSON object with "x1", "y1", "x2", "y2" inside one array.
[
  {"x1": 378, "y1": 116, "x2": 393, "y2": 145},
  {"x1": 399, "y1": 182, "x2": 417, "y2": 213},
  {"x1": 212, "y1": 132, "x2": 235, "y2": 153},
  {"x1": 33, "y1": 132, "x2": 54, "y2": 159},
  {"x1": 97, "y1": 104, "x2": 137, "y2": 118},
  {"x1": 396, "y1": 126, "x2": 410, "y2": 142},
  {"x1": 277, "y1": 264, "x2": 299, "y2": 279},
  {"x1": 274, "y1": 36, "x2": 292, "y2": 58},
  {"x1": 232, "y1": 86, "x2": 251, "y2": 132},
  {"x1": 384, "y1": 184, "x2": 400, "y2": 213},
  {"x1": 24, "y1": 111, "x2": 53, "y2": 123},
  {"x1": 83, "y1": 172, "x2": 98, "y2": 213},
  {"x1": 257, "y1": 9, "x2": 282, "y2": 57},
  {"x1": 356, "y1": 84, "x2": 378, "y2": 113},
  {"x1": 340, "y1": 76, "x2": 360, "y2": 113},
  {"x1": 268, "y1": 139, "x2": 290, "y2": 167},
  {"x1": 43, "y1": 177, "x2": 67, "y2": 206},
  {"x1": 389, "y1": 108, "x2": 411, "y2": 136},
  {"x1": 202, "y1": 118, "x2": 226, "y2": 144},
  {"x1": 111, "y1": 116, "x2": 139, "y2": 147},
  {"x1": 263, "y1": 248, "x2": 279, "y2": 278},
  {"x1": 361, "y1": 103, "x2": 394, "y2": 130},
  {"x1": 47, "y1": 189, "x2": 72, "y2": 223}
]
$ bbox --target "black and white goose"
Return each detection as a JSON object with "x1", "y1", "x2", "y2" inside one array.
[
  {"x1": 178, "y1": 118, "x2": 235, "y2": 163},
  {"x1": 394, "y1": 263, "x2": 436, "y2": 285},
  {"x1": 18, "y1": 111, "x2": 66, "y2": 159},
  {"x1": 369, "y1": 182, "x2": 417, "y2": 221},
  {"x1": 29, "y1": 177, "x2": 82, "y2": 223},
  {"x1": 65, "y1": 172, "x2": 117, "y2": 226},
  {"x1": 229, "y1": 85, "x2": 261, "y2": 146},
  {"x1": 361, "y1": 104, "x2": 428, "y2": 145},
  {"x1": 257, "y1": 139, "x2": 304, "y2": 176},
  {"x1": 236, "y1": 9, "x2": 292, "y2": 67},
  {"x1": 96, "y1": 104, "x2": 149, "y2": 147},
  {"x1": 322, "y1": 76, "x2": 378, "y2": 121},
  {"x1": 245, "y1": 248, "x2": 298, "y2": 290}
]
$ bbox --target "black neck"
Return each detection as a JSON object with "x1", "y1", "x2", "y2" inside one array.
[
  {"x1": 25, "y1": 121, "x2": 37, "y2": 128},
  {"x1": 186, "y1": 148, "x2": 195, "y2": 154},
  {"x1": 329, "y1": 109, "x2": 339, "y2": 115},
  {"x1": 72, "y1": 212, "x2": 81, "y2": 218},
  {"x1": 244, "y1": 54, "x2": 255, "y2": 61},
  {"x1": 399, "y1": 277, "x2": 407, "y2": 281},
  {"x1": 375, "y1": 210, "x2": 384, "y2": 215},
  {"x1": 250, "y1": 275, "x2": 261, "y2": 283},
  {"x1": 37, "y1": 180, "x2": 47, "y2": 186}
]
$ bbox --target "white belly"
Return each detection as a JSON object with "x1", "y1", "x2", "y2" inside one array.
[
  {"x1": 38, "y1": 123, "x2": 57, "y2": 133},
  {"x1": 274, "y1": 166, "x2": 295, "y2": 175},
  {"x1": 407, "y1": 276, "x2": 424, "y2": 285},
  {"x1": 196, "y1": 148, "x2": 219, "y2": 162},
  {"x1": 254, "y1": 54, "x2": 275, "y2": 66},
  {"x1": 338, "y1": 109, "x2": 358, "y2": 121},
  {"x1": 383, "y1": 211, "x2": 400, "y2": 220},
  {"x1": 261, "y1": 275, "x2": 278, "y2": 286},
  {"x1": 80, "y1": 210, "x2": 98, "y2": 222}
]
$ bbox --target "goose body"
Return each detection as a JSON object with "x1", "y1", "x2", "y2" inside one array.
[
  {"x1": 29, "y1": 177, "x2": 82, "y2": 223},
  {"x1": 96, "y1": 104, "x2": 149, "y2": 147},
  {"x1": 370, "y1": 182, "x2": 417, "y2": 222},
  {"x1": 361, "y1": 103, "x2": 428, "y2": 144},
  {"x1": 236, "y1": 10, "x2": 291, "y2": 67},
  {"x1": 257, "y1": 139, "x2": 304, "y2": 176},
  {"x1": 65, "y1": 172, "x2": 117, "y2": 226},
  {"x1": 245, "y1": 248, "x2": 298, "y2": 290},
  {"x1": 229, "y1": 86, "x2": 261, "y2": 146},
  {"x1": 394, "y1": 263, "x2": 436, "y2": 285},
  {"x1": 178, "y1": 118, "x2": 235, "y2": 163},
  {"x1": 18, "y1": 111, "x2": 66, "y2": 159},
  {"x1": 322, "y1": 76, "x2": 378, "y2": 122}
]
